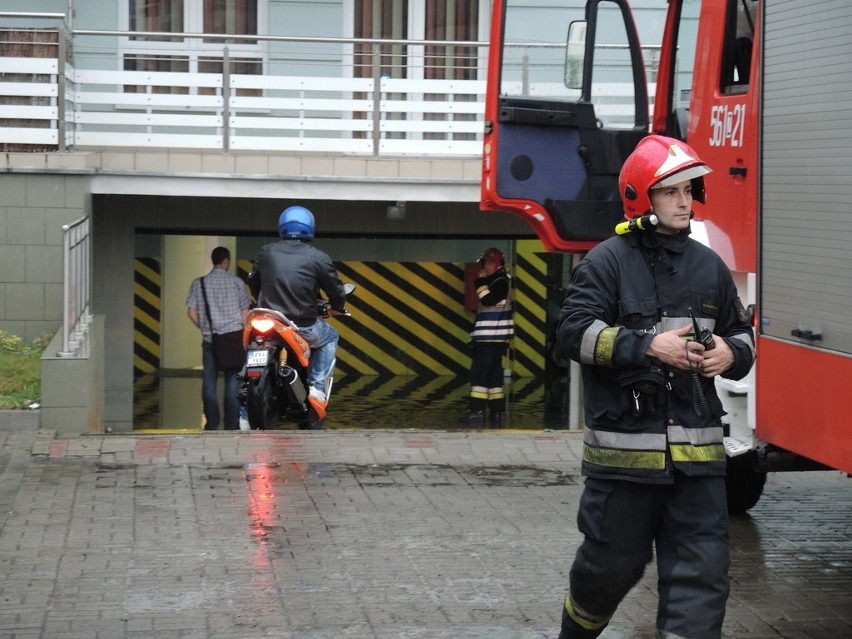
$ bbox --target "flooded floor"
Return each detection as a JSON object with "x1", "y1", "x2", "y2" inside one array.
[{"x1": 133, "y1": 372, "x2": 575, "y2": 431}]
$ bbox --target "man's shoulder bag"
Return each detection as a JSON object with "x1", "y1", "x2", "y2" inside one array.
[{"x1": 211, "y1": 330, "x2": 245, "y2": 371}]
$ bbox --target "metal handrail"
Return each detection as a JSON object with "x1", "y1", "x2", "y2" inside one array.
[
  {"x1": 0, "y1": 12, "x2": 660, "y2": 59},
  {"x1": 57, "y1": 216, "x2": 91, "y2": 357},
  {"x1": 0, "y1": 12, "x2": 66, "y2": 20},
  {"x1": 73, "y1": 29, "x2": 489, "y2": 49}
]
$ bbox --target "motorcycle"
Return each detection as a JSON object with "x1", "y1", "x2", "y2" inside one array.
[{"x1": 237, "y1": 284, "x2": 354, "y2": 430}]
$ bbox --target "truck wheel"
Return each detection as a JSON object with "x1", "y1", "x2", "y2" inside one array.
[{"x1": 725, "y1": 452, "x2": 767, "y2": 514}]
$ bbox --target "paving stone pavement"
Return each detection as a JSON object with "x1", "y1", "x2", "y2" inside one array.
[{"x1": 0, "y1": 415, "x2": 850, "y2": 639}]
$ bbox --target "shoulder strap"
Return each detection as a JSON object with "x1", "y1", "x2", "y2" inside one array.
[{"x1": 199, "y1": 276, "x2": 214, "y2": 333}]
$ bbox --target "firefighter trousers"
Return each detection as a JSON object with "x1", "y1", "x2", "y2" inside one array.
[
  {"x1": 559, "y1": 473, "x2": 730, "y2": 639},
  {"x1": 467, "y1": 341, "x2": 507, "y2": 412}
]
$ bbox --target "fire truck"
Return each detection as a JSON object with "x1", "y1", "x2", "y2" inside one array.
[{"x1": 481, "y1": 0, "x2": 851, "y2": 511}]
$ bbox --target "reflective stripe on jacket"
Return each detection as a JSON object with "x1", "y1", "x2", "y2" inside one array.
[
  {"x1": 558, "y1": 230, "x2": 755, "y2": 482},
  {"x1": 471, "y1": 306, "x2": 514, "y2": 341}
]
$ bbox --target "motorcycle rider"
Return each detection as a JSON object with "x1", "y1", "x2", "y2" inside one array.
[{"x1": 248, "y1": 206, "x2": 347, "y2": 417}]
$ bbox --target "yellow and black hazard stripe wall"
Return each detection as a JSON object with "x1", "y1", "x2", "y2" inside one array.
[
  {"x1": 333, "y1": 261, "x2": 471, "y2": 376},
  {"x1": 133, "y1": 258, "x2": 162, "y2": 427},
  {"x1": 327, "y1": 243, "x2": 551, "y2": 379},
  {"x1": 134, "y1": 257, "x2": 161, "y2": 376},
  {"x1": 139, "y1": 245, "x2": 555, "y2": 380},
  {"x1": 511, "y1": 239, "x2": 549, "y2": 377}
]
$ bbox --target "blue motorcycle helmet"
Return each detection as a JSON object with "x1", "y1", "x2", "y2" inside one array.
[{"x1": 278, "y1": 205, "x2": 315, "y2": 239}]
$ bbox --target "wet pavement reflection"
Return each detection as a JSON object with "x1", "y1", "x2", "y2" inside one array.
[
  {"x1": 134, "y1": 372, "x2": 573, "y2": 431},
  {"x1": 7, "y1": 425, "x2": 851, "y2": 638}
]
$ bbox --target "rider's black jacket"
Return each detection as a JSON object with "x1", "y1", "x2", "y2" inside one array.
[{"x1": 248, "y1": 239, "x2": 346, "y2": 324}]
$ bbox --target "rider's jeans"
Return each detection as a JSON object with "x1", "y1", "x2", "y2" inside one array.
[
  {"x1": 297, "y1": 318, "x2": 339, "y2": 394},
  {"x1": 201, "y1": 340, "x2": 240, "y2": 430}
]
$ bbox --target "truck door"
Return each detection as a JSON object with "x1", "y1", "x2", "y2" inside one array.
[
  {"x1": 653, "y1": 0, "x2": 760, "y2": 273},
  {"x1": 481, "y1": 0, "x2": 649, "y2": 252}
]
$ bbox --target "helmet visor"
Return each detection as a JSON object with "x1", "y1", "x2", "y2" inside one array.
[{"x1": 651, "y1": 164, "x2": 712, "y2": 189}]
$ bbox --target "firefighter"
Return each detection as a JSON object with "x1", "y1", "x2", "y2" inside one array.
[
  {"x1": 555, "y1": 135, "x2": 756, "y2": 639},
  {"x1": 459, "y1": 247, "x2": 514, "y2": 425}
]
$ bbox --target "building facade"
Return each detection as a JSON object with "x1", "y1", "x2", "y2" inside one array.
[{"x1": 0, "y1": 1, "x2": 664, "y2": 432}]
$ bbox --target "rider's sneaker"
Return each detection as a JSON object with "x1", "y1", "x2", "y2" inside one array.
[
  {"x1": 307, "y1": 386, "x2": 328, "y2": 420},
  {"x1": 308, "y1": 387, "x2": 327, "y2": 405}
]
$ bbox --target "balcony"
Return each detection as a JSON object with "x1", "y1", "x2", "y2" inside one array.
[
  {"x1": 1, "y1": 12, "x2": 657, "y2": 162},
  {"x1": 1, "y1": 13, "x2": 484, "y2": 158}
]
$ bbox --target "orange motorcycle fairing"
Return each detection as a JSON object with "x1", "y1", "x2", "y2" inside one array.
[{"x1": 244, "y1": 308, "x2": 311, "y2": 368}]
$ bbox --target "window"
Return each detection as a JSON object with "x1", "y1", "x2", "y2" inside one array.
[
  {"x1": 353, "y1": 0, "x2": 482, "y2": 141},
  {"x1": 204, "y1": 0, "x2": 258, "y2": 41},
  {"x1": 354, "y1": 0, "x2": 409, "y2": 79},
  {"x1": 129, "y1": 0, "x2": 184, "y2": 41},
  {"x1": 122, "y1": 0, "x2": 263, "y2": 93},
  {"x1": 353, "y1": 0, "x2": 480, "y2": 80},
  {"x1": 423, "y1": 0, "x2": 479, "y2": 81},
  {"x1": 128, "y1": 0, "x2": 258, "y2": 40},
  {"x1": 720, "y1": 0, "x2": 757, "y2": 93}
]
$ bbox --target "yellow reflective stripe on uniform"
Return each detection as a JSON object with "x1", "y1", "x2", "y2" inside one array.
[
  {"x1": 594, "y1": 327, "x2": 620, "y2": 367},
  {"x1": 583, "y1": 445, "x2": 667, "y2": 469},
  {"x1": 583, "y1": 428, "x2": 666, "y2": 470},
  {"x1": 564, "y1": 594, "x2": 610, "y2": 631},
  {"x1": 668, "y1": 424, "x2": 726, "y2": 462},
  {"x1": 670, "y1": 443, "x2": 726, "y2": 463},
  {"x1": 470, "y1": 387, "x2": 488, "y2": 400}
]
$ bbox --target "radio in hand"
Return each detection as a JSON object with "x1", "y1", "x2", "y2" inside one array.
[{"x1": 689, "y1": 307, "x2": 715, "y2": 351}]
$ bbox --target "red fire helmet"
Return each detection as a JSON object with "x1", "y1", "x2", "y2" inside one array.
[
  {"x1": 618, "y1": 134, "x2": 712, "y2": 220},
  {"x1": 478, "y1": 247, "x2": 505, "y2": 267}
]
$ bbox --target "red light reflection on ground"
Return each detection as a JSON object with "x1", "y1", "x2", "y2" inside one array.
[
  {"x1": 244, "y1": 441, "x2": 308, "y2": 568},
  {"x1": 246, "y1": 462, "x2": 277, "y2": 567}
]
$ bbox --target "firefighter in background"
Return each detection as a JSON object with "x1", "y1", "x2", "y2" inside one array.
[
  {"x1": 555, "y1": 135, "x2": 755, "y2": 639},
  {"x1": 459, "y1": 247, "x2": 514, "y2": 426}
]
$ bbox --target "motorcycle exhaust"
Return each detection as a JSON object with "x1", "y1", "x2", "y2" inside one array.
[{"x1": 279, "y1": 365, "x2": 307, "y2": 406}]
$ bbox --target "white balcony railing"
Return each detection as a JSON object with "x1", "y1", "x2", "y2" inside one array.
[{"x1": 0, "y1": 13, "x2": 657, "y2": 158}]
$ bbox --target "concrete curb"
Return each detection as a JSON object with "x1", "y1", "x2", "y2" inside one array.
[{"x1": 0, "y1": 408, "x2": 40, "y2": 429}]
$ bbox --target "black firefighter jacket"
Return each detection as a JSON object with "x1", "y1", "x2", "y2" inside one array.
[{"x1": 557, "y1": 229, "x2": 756, "y2": 483}]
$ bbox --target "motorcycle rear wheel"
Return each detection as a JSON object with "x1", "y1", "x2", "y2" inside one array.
[{"x1": 246, "y1": 365, "x2": 280, "y2": 430}]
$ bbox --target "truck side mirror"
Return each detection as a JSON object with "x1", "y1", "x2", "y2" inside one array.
[{"x1": 565, "y1": 20, "x2": 587, "y2": 90}]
